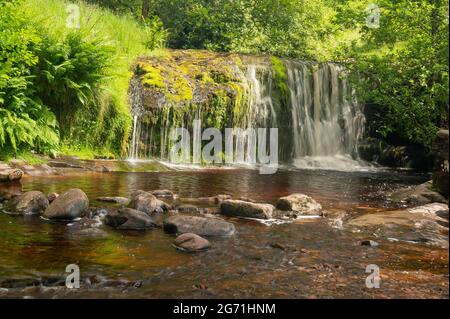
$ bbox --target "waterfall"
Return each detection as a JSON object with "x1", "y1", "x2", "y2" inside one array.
[
  {"x1": 286, "y1": 61, "x2": 366, "y2": 169},
  {"x1": 128, "y1": 55, "x2": 366, "y2": 170}
]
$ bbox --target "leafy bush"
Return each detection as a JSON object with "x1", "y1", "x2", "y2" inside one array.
[{"x1": 0, "y1": 0, "x2": 59, "y2": 154}]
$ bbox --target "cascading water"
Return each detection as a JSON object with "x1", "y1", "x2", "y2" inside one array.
[
  {"x1": 286, "y1": 61, "x2": 366, "y2": 169},
  {"x1": 128, "y1": 54, "x2": 366, "y2": 170}
]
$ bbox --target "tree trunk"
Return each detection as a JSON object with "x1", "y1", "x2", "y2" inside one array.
[{"x1": 142, "y1": 0, "x2": 150, "y2": 19}]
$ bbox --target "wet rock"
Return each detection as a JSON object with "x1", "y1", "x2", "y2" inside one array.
[
  {"x1": 361, "y1": 240, "x2": 379, "y2": 247},
  {"x1": 47, "y1": 193, "x2": 59, "y2": 204},
  {"x1": 0, "y1": 168, "x2": 23, "y2": 182},
  {"x1": 220, "y1": 200, "x2": 275, "y2": 219},
  {"x1": 151, "y1": 189, "x2": 174, "y2": 198},
  {"x1": 2, "y1": 191, "x2": 49, "y2": 215},
  {"x1": 43, "y1": 188, "x2": 89, "y2": 220},
  {"x1": 408, "y1": 203, "x2": 449, "y2": 217},
  {"x1": 276, "y1": 194, "x2": 322, "y2": 215},
  {"x1": 129, "y1": 192, "x2": 171, "y2": 214},
  {"x1": 105, "y1": 208, "x2": 156, "y2": 230},
  {"x1": 97, "y1": 196, "x2": 131, "y2": 205},
  {"x1": 48, "y1": 161, "x2": 83, "y2": 169},
  {"x1": 391, "y1": 181, "x2": 447, "y2": 205},
  {"x1": 346, "y1": 203, "x2": 449, "y2": 248},
  {"x1": 164, "y1": 215, "x2": 236, "y2": 236},
  {"x1": 173, "y1": 233, "x2": 210, "y2": 252},
  {"x1": 432, "y1": 129, "x2": 449, "y2": 198}
]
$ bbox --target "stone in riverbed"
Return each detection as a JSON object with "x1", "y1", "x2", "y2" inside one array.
[
  {"x1": 276, "y1": 194, "x2": 322, "y2": 215},
  {"x1": 129, "y1": 192, "x2": 171, "y2": 214},
  {"x1": 47, "y1": 193, "x2": 59, "y2": 204},
  {"x1": 173, "y1": 233, "x2": 210, "y2": 252},
  {"x1": 43, "y1": 188, "x2": 89, "y2": 220},
  {"x1": 164, "y1": 215, "x2": 235, "y2": 236},
  {"x1": 361, "y1": 240, "x2": 379, "y2": 247},
  {"x1": 104, "y1": 208, "x2": 156, "y2": 230},
  {"x1": 96, "y1": 196, "x2": 131, "y2": 205},
  {"x1": 0, "y1": 168, "x2": 23, "y2": 183},
  {"x1": 2, "y1": 191, "x2": 48, "y2": 215},
  {"x1": 220, "y1": 199, "x2": 275, "y2": 219}
]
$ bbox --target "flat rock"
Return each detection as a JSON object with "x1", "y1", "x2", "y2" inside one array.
[
  {"x1": 104, "y1": 208, "x2": 156, "y2": 230},
  {"x1": 173, "y1": 233, "x2": 210, "y2": 252},
  {"x1": 2, "y1": 191, "x2": 48, "y2": 215},
  {"x1": 97, "y1": 196, "x2": 131, "y2": 205},
  {"x1": 220, "y1": 199, "x2": 275, "y2": 219},
  {"x1": 43, "y1": 188, "x2": 89, "y2": 220},
  {"x1": 164, "y1": 215, "x2": 235, "y2": 236},
  {"x1": 276, "y1": 194, "x2": 322, "y2": 215}
]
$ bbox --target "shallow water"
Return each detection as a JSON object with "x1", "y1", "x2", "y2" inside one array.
[{"x1": 0, "y1": 168, "x2": 448, "y2": 298}]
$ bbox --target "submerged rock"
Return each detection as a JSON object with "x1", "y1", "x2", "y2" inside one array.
[
  {"x1": 173, "y1": 233, "x2": 210, "y2": 252},
  {"x1": 164, "y1": 215, "x2": 235, "y2": 236},
  {"x1": 346, "y1": 203, "x2": 449, "y2": 248},
  {"x1": 276, "y1": 194, "x2": 322, "y2": 215},
  {"x1": 220, "y1": 200, "x2": 275, "y2": 219},
  {"x1": 129, "y1": 192, "x2": 171, "y2": 214},
  {"x1": 43, "y1": 188, "x2": 89, "y2": 220},
  {"x1": 97, "y1": 196, "x2": 131, "y2": 206},
  {"x1": 2, "y1": 191, "x2": 48, "y2": 215},
  {"x1": 105, "y1": 208, "x2": 156, "y2": 230}
]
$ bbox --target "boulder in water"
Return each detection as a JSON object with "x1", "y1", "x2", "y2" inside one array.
[
  {"x1": 220, "y1": 200, "x2": 275, "y2": 219},
  {"x1": 173, "y1": 233, "x2": 210, "y2": 252},
  {"x1": 43, "y1": 188, "x2": 89, "y2": 220},
  {"x1": 164, "y1": 215, "x2": 235, "y2": 236},
  {"x1": 129, "y1": 192, "x2": 171, "y2": 214},
  {"x1": 276, "y1": 194, "x2": 322, "y2": 215},
  {"x1": 2, "y1": 191, "x2": 48, "y2": 215},
  {"x1": 105, "y1": 208, "x2": 156, "y2": 230}
]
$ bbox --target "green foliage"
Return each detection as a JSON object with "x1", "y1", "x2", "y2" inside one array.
[
  {"x1": 0, "y1": 0, "x2": 59, "y2": 154},
  {"x1": 1, "y1": 0, "x2": 168, "y2": 158},
  {"x1": 334, "y1": 0, "x2": 449, "y2": 148},
  {"x1": 149, "y1": 0, "x2": 334, "y2": 59}
]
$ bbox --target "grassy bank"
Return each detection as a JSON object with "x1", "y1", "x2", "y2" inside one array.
[{"x1": 0, "y1": 0, "x2": 167, "y2": 161}]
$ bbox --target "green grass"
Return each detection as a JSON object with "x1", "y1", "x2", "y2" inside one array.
[
  {"x1": 22, "y1": 0, "x2": 164, "y2": 157},
  {"x1": 1, "y1": 151, "x2": 48, "y2": 165}
]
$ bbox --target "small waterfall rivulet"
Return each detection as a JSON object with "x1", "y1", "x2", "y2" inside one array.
[{"x1": 128, "y1": 54, "x2": 366, "y2": 170}]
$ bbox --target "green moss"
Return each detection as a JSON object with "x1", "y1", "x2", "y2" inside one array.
[
  {"x1": 270, "y1": 56, "x2": 290, "y2": 108},
  {"x1": 140, "y1": 64, "x2": 165, "y2": 89}
]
